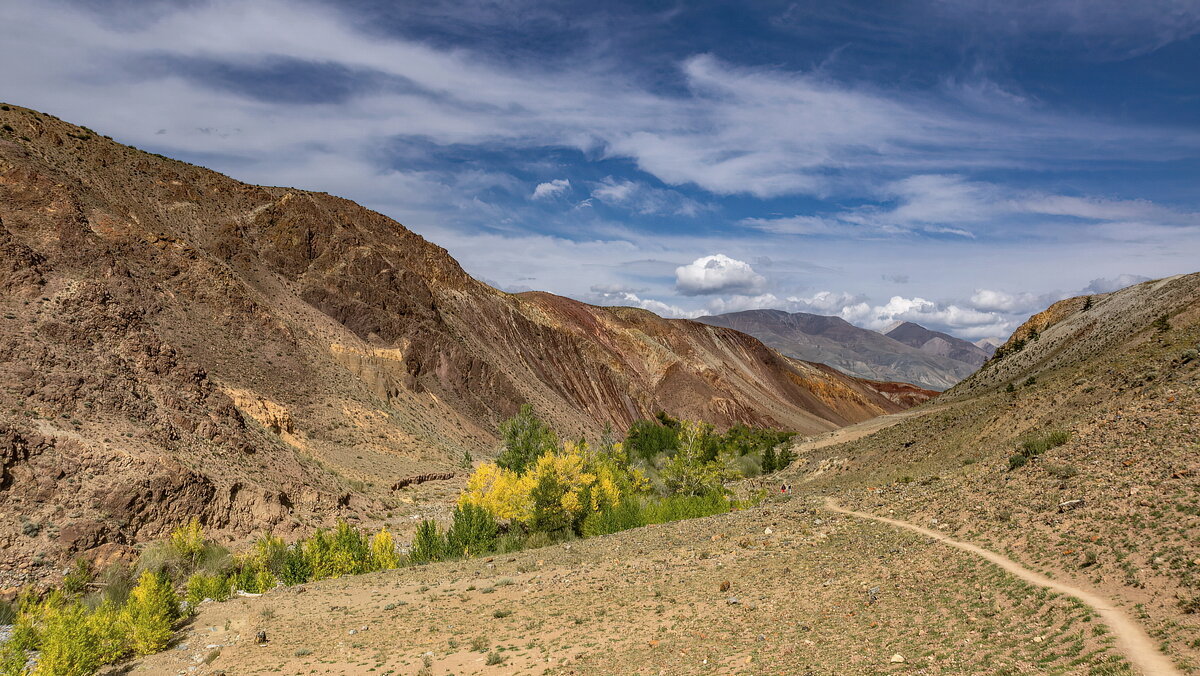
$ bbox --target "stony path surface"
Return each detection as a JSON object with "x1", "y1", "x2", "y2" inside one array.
[{"x1": 825, "y1": 497, "x2": 1183, "y2": 676}]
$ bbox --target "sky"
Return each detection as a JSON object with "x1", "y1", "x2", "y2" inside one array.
[{"x1": 3, "y1": 0, "x2": 1200, "y2": 341}]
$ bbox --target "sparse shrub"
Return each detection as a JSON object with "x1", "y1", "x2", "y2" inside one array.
[
  {"x1": 486, "y1": 650, "x2": 505, "y2": 665},
  {"x1": 1045, "y1": 463, "x2": 1079, "y2": 480},
  {"x1": 1008, "y1": 454, "x2": 1028, "y2": 471},
  {"x1": 1153, "y1": 313, "x2": 1171, "y2": 332},
  {"x1": 1005, "y1": 382, "x2": 1016, "y2": 393},
  {"x1": 1023, "y1": 376, "x2": 1037, "y2": 387},
  {"x1": 1181, "y1": 349, "x2": 1198, "y2": 363},
  {"x1": 470, "y1": 635, "x2": 489, "y2": 652},
  {"x1": 492, "y1": 609, "x2": 512, "y2": 618},
  {"x1": 61, "y1": 558, "x2": 94, "y2": 597},
  {"x1": 1179, "y1": 596, "x2": 1200, "y2": 614}
]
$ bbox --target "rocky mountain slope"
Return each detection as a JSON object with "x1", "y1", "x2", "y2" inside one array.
[
  {"x1": 0, "y1": 104, "x2": 933, "y2": 586},
  {"x1": 789, "y1": 273, "x2": 1200, "y2": 671},
  {"x1": 884, "y1": 320, "x2": 991, "y2": 367},
  {"x1": 697, "y1": 309, "x2": 979, "y2": 390}
]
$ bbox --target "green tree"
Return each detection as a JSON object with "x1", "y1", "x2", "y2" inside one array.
[
  {"x1": 625, "y1": 419, "x2": 679, "y2": 461},
  {"x1": 496, "y1": 405, "x2": 559, "y2": 473},
  {"x1": 761, "y1": 444, "x2": 778, "y2": 473},
  {"x1": 410, "y1": 520, "x2": 446, "y2": 564},
  {"x1": 122, "y1": 571, "x2": 179, "y2": 655},
  {"x1": 661, "y1": 421, "x2": 726, "y2": 496},
  {"x1": 446, "y1": 503, "x2": 499, "y2": 558}
]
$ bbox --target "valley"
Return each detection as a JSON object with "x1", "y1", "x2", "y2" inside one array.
[{"x1": 0, "y1": 103, "x2": 1196, "y2": 676}]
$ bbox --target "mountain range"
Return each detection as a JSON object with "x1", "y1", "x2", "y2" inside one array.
[
  {"x1": 0, "y1": 104, "x2": 934, "y2": 583},
  {"x1": 697, "y1": 310, "x2": 989, "y2": 390}
]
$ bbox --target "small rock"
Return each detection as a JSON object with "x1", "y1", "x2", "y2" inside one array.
[
  {"x1": 726, "y1": 597, "x2": 740, "y2": 605},
  {"x1": 764, "y1": 527, "x2": 773, "y2": 535},
  {"x1": 255, "y1": 630, "x2": 267, "y2": 645},
  {"x1": 890, "y1": 654, "x2": 905, "y2": 663},
  {"x1": 719, "y1": 580, "x2": 731, "y2": 592}
]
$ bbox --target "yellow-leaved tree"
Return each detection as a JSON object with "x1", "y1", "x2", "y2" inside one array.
[{"x1": 460, "y1": 461, "x2": 536, "y2": 522}]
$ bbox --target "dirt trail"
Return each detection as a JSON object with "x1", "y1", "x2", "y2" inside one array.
[
  {"x1": 825, "y1": 498, "x2": 1182, "y2": 676},
  {"x1": 792, "y1": 404, "x2": 943, "y2": 456}
]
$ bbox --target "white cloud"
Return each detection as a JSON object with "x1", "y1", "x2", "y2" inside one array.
[
  {"x1": 590, "y1": 177, "x2": 707, "y2": 216},
  {"x1": 585, "y1": 287, "x2": 700, "y2": 318},
  {"x1": 675, "y1": 254, "x2": 767, "y2": 296},
  {"x1": 1083, "y1": 273, "x2": 1151, "y2": 294},
  {"x1": 968, "y1": 289, "x2": 1045, "y2": 313},
  {"x1": 531, "y1": 179, "x2": 571, "y2": 200},
  {"x1": 836, "y1": 295, "x2": 1013, "y2": 339},
  {"x1": 739, "y1": 215, "x2": 838, "y2": 235}
]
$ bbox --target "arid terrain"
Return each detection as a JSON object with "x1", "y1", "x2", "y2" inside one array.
[
  {"x1": 2, "y1": 103, "x2": 1197, "y2": 676},
  {"x1": 124, "y1": 275, "x2": 1198, "y2": 675},
  {"x1": 0, "y1": 103, "x2": 935, "y2": 590}
]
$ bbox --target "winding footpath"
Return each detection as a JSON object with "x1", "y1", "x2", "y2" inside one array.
[{"x1": 825, "y1": 497, "x2": 1181, "y2": 676}]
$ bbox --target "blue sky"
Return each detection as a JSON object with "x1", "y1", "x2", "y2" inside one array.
[{"x1": 4, "y1": 0, "x2": 1200, "y2": 340}]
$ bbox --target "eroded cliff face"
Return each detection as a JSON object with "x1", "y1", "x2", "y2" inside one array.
[{"x1": 0, "y1": 104, "x2": 934, "y2": 584}]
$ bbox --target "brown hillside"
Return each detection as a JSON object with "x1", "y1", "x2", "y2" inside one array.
[
  {"x1": 787, "y1": 272, "x2": 1200, "y2": 671},
  {"x1": 0, "y1": 104, "x2": 934, "y2": 587}
]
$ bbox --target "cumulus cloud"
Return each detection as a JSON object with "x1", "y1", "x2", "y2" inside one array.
[
  {"x1": 1083, "y1": 273, "x2": 1151, "y2": 294},
  {"x1": 838, "y1": 295, "x2": 1012, "y2": 339},
  {"x1": 586, "y1": 286, "x2": 700, "y2": 318},
  {"x1": 675, "y1": 254, "x2": 767, "y2": 296},
  {"x1": 531, "y1": 179, "x2": 571, "y2": 200},
  {"x1": 969, "y1": 289, "x2": 1047, "y2": 313}
]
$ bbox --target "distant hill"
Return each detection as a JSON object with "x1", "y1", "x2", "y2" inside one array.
[
  {"x1": 973, "y1": 337, "x2": 1000, "y2": 356},
  {"x1": 696, "y1": 310, "x2": 979, "y2": 390},
  {"x1": 884, "y1": 321, "x2": 992, "y2": 367}
]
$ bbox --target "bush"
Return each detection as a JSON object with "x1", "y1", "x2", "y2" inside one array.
[
  {"x1": 169, "y1": 518, "x2": 206, "y2": 564},
  {"x1": 1021, "y1": 430, "x2": 1071, "y2": 457},
  {"x1": 370, "y1": 528, "x2": 401, "y2": 569},
  {"x1": 446, "y1": 503, "x2": 498, "y2": 558},
  {"x1": 185, "y1": 572, "x2": 232, "y2": 606},
  {"x1": 581, "y1": 498, "x2": 646, "y2": 537},
  {"x1": 1045, "y1": 463, "x2": 1079, "y2": 480},
  {"x1": 122, "y1": 571, "x2": 179, "y2": 655},
  {"x1": 625, "y1": 418, "x2": 679, "y2": 461},
  {"x1": 661, "y1": 422, "x2": 727, "y2": 497},
  {"x1": 409, "y1": 520, "x2": 446, "y2": 565},
  {"x1": 31, "y1": 599, "x2": 125, "y2": 676},
  {"x1": 643, "y1": 493, "x2": 730, "y2": 524},
  {"x1": 1008, "y1": 454, "x2": 1028, "y2": 471},
  {"x1": 61, "y1": 558, "x2": 93, "y2": 597},
  {"x1": 139, "y1": 519, "x2": 230, "y2": 581},
  {"x1": 278, "y1": 545, "x2": 311, "y2": 585}
]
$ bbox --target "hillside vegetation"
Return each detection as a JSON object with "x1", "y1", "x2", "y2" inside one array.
[{"x1": 791, "y1": 273, "x2": 1200, "y2": 671}]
